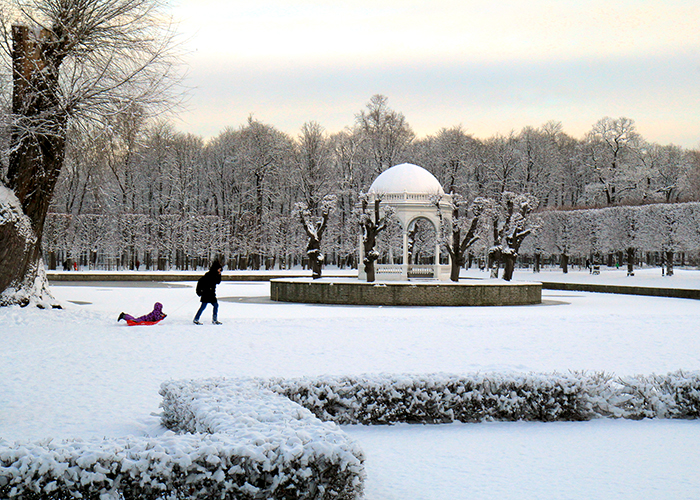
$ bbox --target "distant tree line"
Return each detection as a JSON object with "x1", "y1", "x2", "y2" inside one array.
[
  {"x1": 35, "y1": 95, "x2": 700, "y2": 271},
  {"x1": 522, "y1": 202, "x2": 700, "y2": 275}
]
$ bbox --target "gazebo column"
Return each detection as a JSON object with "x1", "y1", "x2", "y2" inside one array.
[
  {"x1": 402, "y1": 229, "x2": 409, "y2": 279},
  {"x1": 435, "y1": 240, "x2": 441, "y2": 278}
]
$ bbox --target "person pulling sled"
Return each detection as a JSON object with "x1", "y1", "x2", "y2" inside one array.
[{"x1": 194, "y1": 261, "x2": 223, "y2": 325}]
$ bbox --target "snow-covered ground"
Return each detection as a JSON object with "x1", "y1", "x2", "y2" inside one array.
[{"x1": 2, "y1": 268, "x2": 700, "y2": 499}]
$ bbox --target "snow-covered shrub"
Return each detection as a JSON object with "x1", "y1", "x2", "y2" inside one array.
[
  {"x1": 2, "y1": 371, "x2": 698, "y2": 499},
  {"x1": 609, "y1": 371, "x2": 700, "y2": 419},
  {"x1": 264, "y1": 371, "x2": 700, "y2": 424},
  {"x1": 0, "y1": 379, "x2": 365, "y2": 500},
  {"x1": 265, "y1": 373, "x2": 601, "y2": 424},
  {"x1": 522, "y1": 202, "x2": 700, "y2": 261},
  {"x1": 158, "y1": 378, "x2": 365, "y2": 500}
]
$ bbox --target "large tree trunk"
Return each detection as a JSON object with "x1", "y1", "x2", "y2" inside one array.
[
  {"x1": 626, "y1": 247, "x2": 635, "y2": 276},
  {"x1": 364, "y1": 259, "x2": 376, "y2": 282},
  {"x1": 1, "y1": 26, "x2": 64, "y2": 307},
  {"x1": 448, "y1": 244, "x2": 461, "y2": 282},
  {"x1": 502, "y1": 254, "x2": 516, "y2": 281},
  {"x1": 665, "y1": 251, "x2": 674, "y2": 277},
  {"x1": 450, "y1": 261, "x2": 461, "y2": 282},
  {"x1": 561, "y1": 254, "x2": 569, "y2": 274},
  {"x1": 309, "y1": 250, "x2": 323, "y2": 279}
]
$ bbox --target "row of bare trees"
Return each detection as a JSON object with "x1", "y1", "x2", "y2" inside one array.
[
  {"x1": 522, "y1": 201, "x2": 700, "y2": 276},
  {"x1": 33, "y1": 95, "x2": 699, "y2": 278},
  {"x1": 18, "y1": 97, "x2": 700, "y2": 281},
  {"x1": 50, "y1": 105, "x2": 700, "y2": 227}
]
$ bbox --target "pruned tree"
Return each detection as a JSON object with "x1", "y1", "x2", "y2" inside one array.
[
  {"x1": 357, "y1": 193, "x2": 392, "y2": 282},
  {"x1": 295, "y1": 194, "x2": 336, "y2": 279},
  {"x1": 436, "y1": 194, "x2": 489, "y2": 282},
  {"x1": 488, "y1": 192, "x2": 540, "y2": 281},
  {"x1": 0, "y1": 0, "x2": 181, "y2": 306}
]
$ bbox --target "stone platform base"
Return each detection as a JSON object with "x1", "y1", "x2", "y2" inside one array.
[{"x1": 270, "y1": 278, "x2": 542, "y2": 306}]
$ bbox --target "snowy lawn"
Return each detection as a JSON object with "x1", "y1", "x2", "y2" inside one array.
[{"x1": 2, "y1": 268, "x2": 700, "y2": 499}]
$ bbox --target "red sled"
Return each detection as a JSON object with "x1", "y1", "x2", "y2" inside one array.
[{"x1": 126, "y1": 319, "x2": 164, "y2": 326}]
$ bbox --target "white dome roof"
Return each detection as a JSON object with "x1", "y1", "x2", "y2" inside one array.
[{"x1": 368, "y1": 163, "x2": 444, "y2": 195}]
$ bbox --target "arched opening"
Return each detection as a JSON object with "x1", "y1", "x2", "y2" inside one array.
[
  {"x1": 407, "y1": 217, "x2": 436, "y2": 265},
  {"x1": 377, "y1": 217, "x2": 404, "y2": 265}
]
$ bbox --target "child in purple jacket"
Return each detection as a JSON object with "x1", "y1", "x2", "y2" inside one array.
[{"x1": 118, "y1": 302, "x2": 167, "y2": 323}]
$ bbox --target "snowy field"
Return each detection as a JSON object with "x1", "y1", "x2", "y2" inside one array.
[{"x1": 2, "y1": 267, "x2": 700, "y2": 499}]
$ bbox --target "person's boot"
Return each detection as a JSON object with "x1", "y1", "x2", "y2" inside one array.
[
  {"x1": 193, "y1": 319, "x2": 202, "y2": 325},
  {"x1": 212, "y1": 319, "x2": 222, "y2": 325},
  {"x1": 118, "y1": 312, "x2": 125, "y2": 322}
]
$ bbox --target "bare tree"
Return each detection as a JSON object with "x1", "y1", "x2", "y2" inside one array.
[
  {"x1": 641, "y1": 143, "x2": 689, "y2": 203},
  {"x1": 357, "y1": 194, "x2": 392, "y2": 282},
  {"x1": 0, "y1": 0, "x2": 182, "y2": 306},
  {"x1": 488, "y1": 192, "x2": 539, "y2": 281},
  {"x1": 483, "y1": 133, "x2": 520, "y2": 196},
  {"x1": 295, "y1": 194, "x2": 336, "y2": 279},
  {"x1": 51, "y1": 121, "x2": 110, "y2": 215},
  {"x1": 429, "y1": 125, "x2": 479, "y2": 195},
  {"x1": 355, "y1": 95, "x2": 414, "y2": 176},
  {"x1": 582, "y1": 117, "x2": 642, "y2": 206},
  {"x1": 237, "y1": 116, "x2": 293, "y2": 269},
  {"x1": 296, "y1": 121, "x2": 333, "y2": 210},
  {"x1": 436, "y1": 194, "x2": 488, "y2": 282}
]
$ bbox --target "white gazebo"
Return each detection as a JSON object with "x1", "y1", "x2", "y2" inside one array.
[{"x1": 358, "y1": 163, "x2": 453, "y2": 281}]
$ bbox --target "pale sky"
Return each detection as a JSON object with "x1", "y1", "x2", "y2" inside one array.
[{"x1": 170, "y1": 0, "x2": 700, "y2": 148}]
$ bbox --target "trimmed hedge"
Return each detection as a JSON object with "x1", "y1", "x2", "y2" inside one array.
[
  {"x1": 0, "y1": 379, "x2": 364, "y2": 500},
  {"x1": 2, "y1": 371, "x2": 699, "y2": 499},
  {"x1": 264, "y1": 371, "x2": 700, "y2": 424}
]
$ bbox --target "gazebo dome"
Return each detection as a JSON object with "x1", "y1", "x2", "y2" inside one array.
[{"x1": 368, "y1": 163, "x2": 444, "y2": 196}]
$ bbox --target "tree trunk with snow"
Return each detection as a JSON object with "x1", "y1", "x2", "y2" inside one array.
[
  {"x1": 360, "y1": 197, "x2": 389, "y2": 283},
  {"x1": 297, "y1": 196, "x2": 335, "y2": 280},
  {"x1": 1, "y1": 26, "x2": 64, "y2": 306},
  {"x1": 490, "y1": 193, "x2": 538, "y2": 282},
  {"x1": 441, "y1": 201, "x2": 481, "y2": 283},
  {"x1": 488, "y1": 247, "x2": 501, "y2": 279},
  {"x1": 502, "y1": 252, "x2": 517, "y2": 281},
  {"x1": 1, "y1": 0, "x2": 180, "y2": 306}
]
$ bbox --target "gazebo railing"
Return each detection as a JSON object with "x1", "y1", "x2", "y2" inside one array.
[
  {"x1": 373, "y1": 192, "x2": 442, "y2": 203},
  {"x1": 407, "y1": 265, "x2": 435, "y2": 278},
  {"x1": 376, "y1": 265, "x2": 404, "y2": 275},
  {"x1": 370, "y1": 264, "x2": 451, "y2": 280}
]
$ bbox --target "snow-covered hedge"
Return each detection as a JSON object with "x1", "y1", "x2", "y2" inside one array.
[
  {"x1": 522, "y1": 201, "x2": 700, "y2": 258},
  {"x1": 0, "y1": 379, "x2": 365, "y2": 500},
  {"x1": 159, "y1": 379, "x2": 365, "y2": 499},
  {"x1": 264, "y1": 371, "x2": 700, "y2": 424},
  {"x1": 3, "y1": 371, "x2": 698, "y2": 499}
]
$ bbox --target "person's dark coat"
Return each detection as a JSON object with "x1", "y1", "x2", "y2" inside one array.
[{"x1": 198, "y1": 261, "x2": 222, "y2": 303}]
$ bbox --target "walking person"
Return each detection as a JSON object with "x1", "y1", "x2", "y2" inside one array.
[{"x1": 194, "y1": 260, "x2": 223, "y2": 325}]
